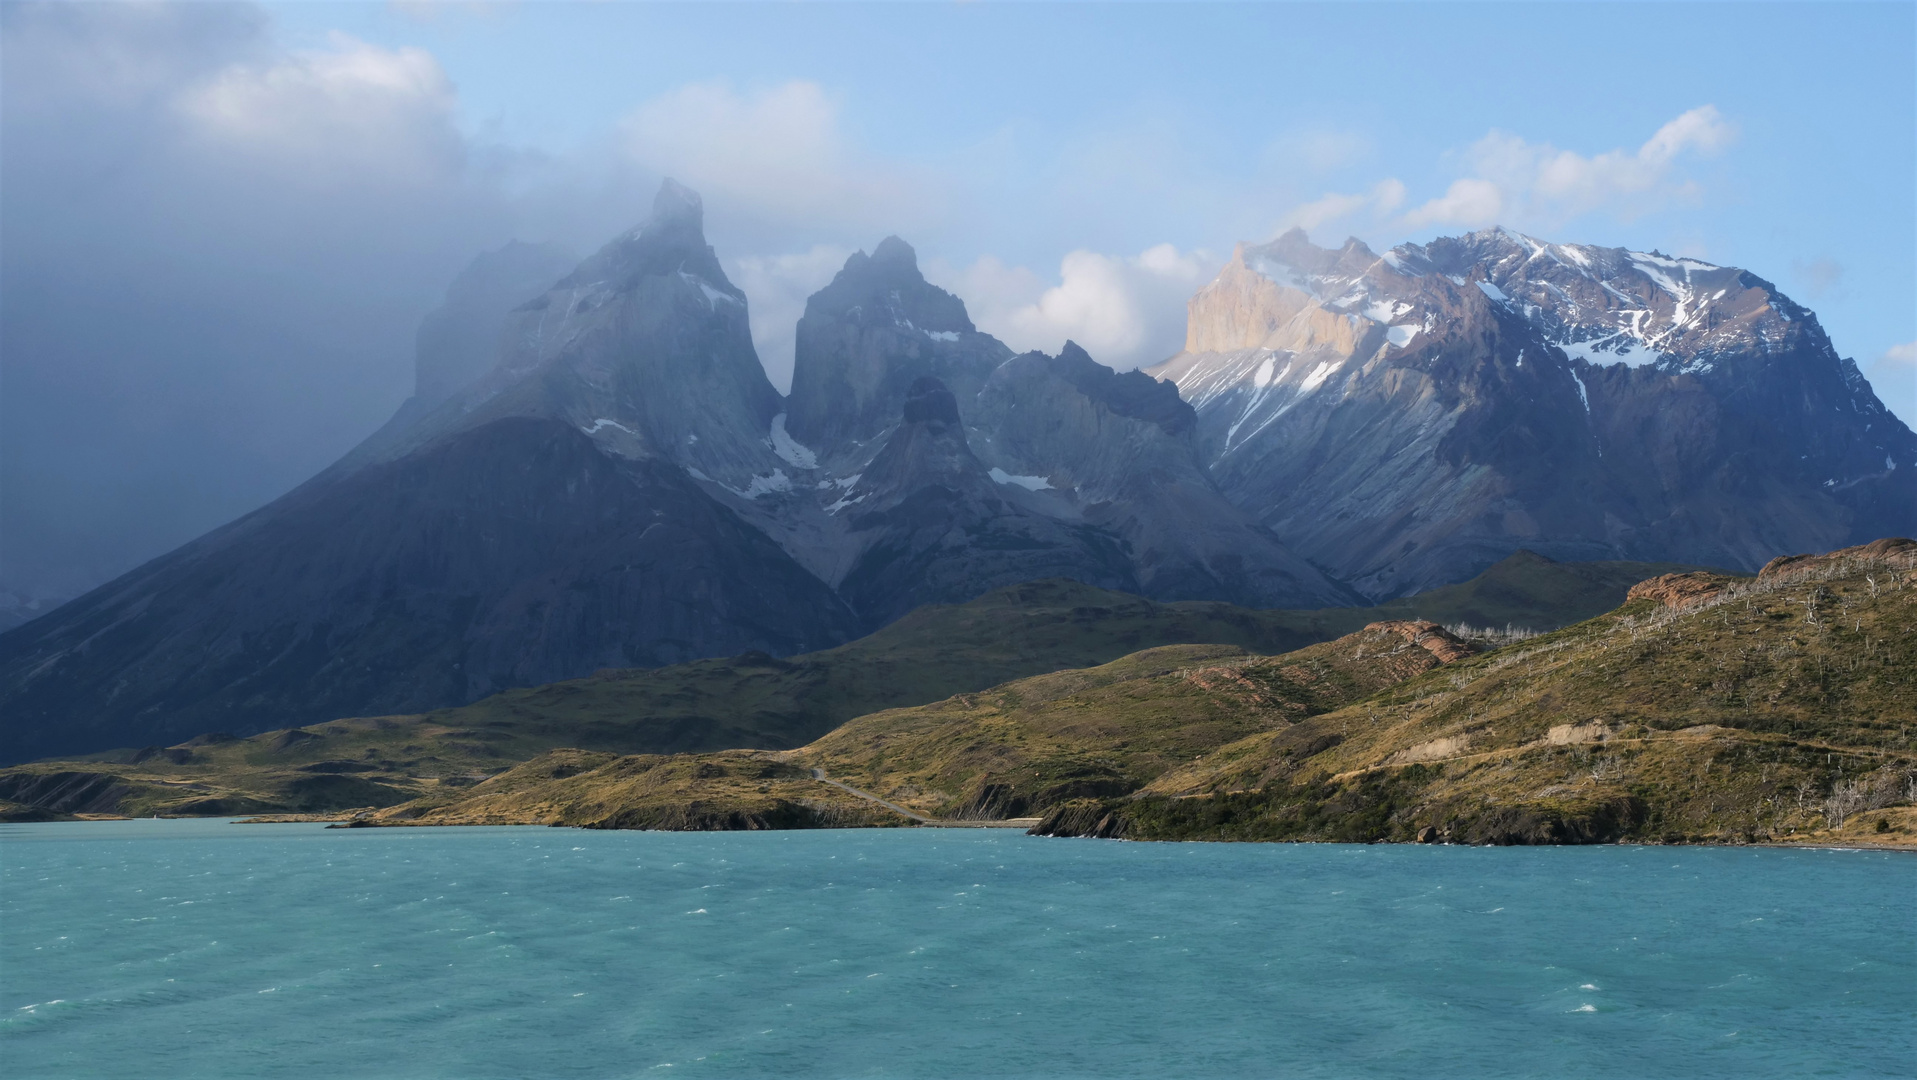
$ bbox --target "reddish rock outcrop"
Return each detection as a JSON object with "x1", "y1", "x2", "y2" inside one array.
[
  {"x1": 1627, "y1": 572, "x2": 1733, "y2": 609},
  {"x1": 1758, "y1": 537, "x2": 1916, "y2": 580},
  {"x1": 1363, "y1": 620, "x2": 1476, "y2": 663}
]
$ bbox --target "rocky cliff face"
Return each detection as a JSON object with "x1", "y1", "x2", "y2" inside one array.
[
  {"x1": 786, "y1": 236, "x2": 1009, "y2": 458},
  {"x1": 831, "y1": 376, "x2": 1138, "y2": 625},
  {"x1": 970, "y1": 344, "x2": 1356, "y2": 607},
  {"x1": 762, "y1": 240, "x2": 1352, "y2": 612},
  {"x1": 0, "y1": 182, "x2": 859, "y2": 764},
  {"x1": 1151, "y1": 227, "x2": 1916, "y2": 598}
]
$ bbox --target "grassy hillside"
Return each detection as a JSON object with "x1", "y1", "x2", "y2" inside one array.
[
  {"x1": 1049, "y1": 540, "x2": 1917, "y2": 847},
  {"x1": 366, "y1": 540, "x2": 1915, "y2": 848},
  {"x1": 369, "y1": 623, "x2": 1475, "y2": 829},
  {"x1": 0, "y1": 553, "x2": 1712, "y2": 822}
]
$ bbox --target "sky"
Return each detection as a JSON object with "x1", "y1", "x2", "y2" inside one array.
[{"x1": 2, "y1": 1, "x2": 1913, "y2": 604}]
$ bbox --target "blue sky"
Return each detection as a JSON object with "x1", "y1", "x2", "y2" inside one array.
[
  {"x1": 269, "y1": 1, "x2": 1916, "y2": 395},
  {"x1": 3, "y1": 1, "x2": 1913, "y2": 598}
]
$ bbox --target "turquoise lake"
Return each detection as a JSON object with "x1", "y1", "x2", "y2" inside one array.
[{"x1": 2, "y1": 820, "x2": 1911, "y2": 1078}]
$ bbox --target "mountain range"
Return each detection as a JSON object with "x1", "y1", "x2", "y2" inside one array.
[{"x1": 0, "y1": 180, "x2": 1908, "y2": 765}]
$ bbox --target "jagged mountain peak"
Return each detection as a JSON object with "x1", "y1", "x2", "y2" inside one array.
[
  {"x1": 651, "y1": 176, "x2": 704, "y2": 230},
  {"x1": 552, "y1": 179, "x2": 740, "y2": 302},
  {"x1": 345, "y1": 177, "x2": 781, "y2": 491},
  {"x1": 1390, "y1": 228, "x2": 1806, "y2": 374},
  {"x1": 870, "y1": 234, "x2": 919, "y2": 268},
  {"x1": 786, "y1": 238, "x2": 1006, "y2": 452},
  {"x1": 1047, "y1": 342, "x2": 1193, "y2": 438},
  {"x1": 804, "y1": 237, "x2": 973, "y2": 334}
]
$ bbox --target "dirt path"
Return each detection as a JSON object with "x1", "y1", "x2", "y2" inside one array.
[{"x1": 809, "y1": 769, "x2": 1038, "y2": 829}]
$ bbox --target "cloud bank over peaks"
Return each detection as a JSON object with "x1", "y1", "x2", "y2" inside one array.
[
  {"x1": 175, "y1": 32, "x2": 462, "y2": 187},
  {"x1": 1277, "y1": 105, "x2": 1738, "y2": 238},
  {"x1": 1405, "y1": 105, "x2": 1736, "y2": 228},
  {"x1": 621, "y1": 80, "x2": 940, "y2": 242},
  {"x1": 929, "y1": 244, "x2": 1217, "y2": 373}
]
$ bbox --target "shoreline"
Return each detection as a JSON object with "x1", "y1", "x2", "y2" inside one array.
[{"x1": 12, "y1": 813, "x2": 1912, "y2": 852}]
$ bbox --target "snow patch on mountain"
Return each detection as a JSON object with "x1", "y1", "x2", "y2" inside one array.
[
  {"x1": 679, "y1": 270, "x2": 742, "y2": 310},
  {"x1": 1300, "y1": 360, "x2": 1338, "y2": 393},
  {"x1": 768, "y1": 414, "x2": 818, "y2": 469},
  {"x1": 582, "y1": 418, "x2": 638, "y2": 436},
  {"x1": 989, "y1": 467, "x2": 1053, "y2": 491}
]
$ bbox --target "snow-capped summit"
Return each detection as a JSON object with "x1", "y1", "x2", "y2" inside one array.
[
  {"x1": 1408, "y1": 228, "x2": 1813, "y2": 374},
  {"x1": 1152, "y1": 226, "x2": 1915, "y2": 599}
]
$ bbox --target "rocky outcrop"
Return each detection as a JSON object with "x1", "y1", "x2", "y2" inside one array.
[
  {"x1": 1030, "y1": 798, "x2": 1133, "y2": 839},
  {"x1": 1627, "y1": 572, "x2": 1733, "y2": 609},
  {"x1": 1363, "y1": 620, "x2": 1475, "y2": 663},
  {"x1": 1758, "y1": 537, "x2": 1917, "y2": 580},
  {"x1": 774, "y1": 241, "x2": 1350, "y2": 615}
]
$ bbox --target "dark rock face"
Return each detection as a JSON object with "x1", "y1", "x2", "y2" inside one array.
[
  {"x1": 786, "y1": 236, "x2": 1009, "y2": 457},
  {"x1": 1152, "y1": 227, "x2": 1917, "y2": 598},
  {"x1": 349, "y1": 239, "x2": 578, "y2": 461},
  {"x1": 972, "y1": 344, "x2": 1357, "y2": 608},
  {"x1": 0, "y1": 417, "x2": 857, "y2": 763},
  {"x1": 834, "y1": 377, "x2": 1137, "y2": 626},
  {"x1": 773, "y1": 241, "x2": 1352, "y2": 613}
]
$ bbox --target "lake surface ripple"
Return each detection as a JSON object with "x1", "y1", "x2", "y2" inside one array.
[{"x1": 3, "y1": 820, "x2": 1911, "y2": 1078}]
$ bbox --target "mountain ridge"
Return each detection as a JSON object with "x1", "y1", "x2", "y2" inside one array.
[
  {"x1": 2, "y1": 183, "x2": 1907, "y2": 765},
  {"x1": 1150, "y1": 226, "x2": 1915, "y2": 598}
]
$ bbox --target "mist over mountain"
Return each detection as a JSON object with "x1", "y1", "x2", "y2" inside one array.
[
  {"x1": 0, "y1": 181, "x2": 1909, "y2": 765},
  {"x1": 0, "y1": 183, "x2": 858, "y2": 763}
]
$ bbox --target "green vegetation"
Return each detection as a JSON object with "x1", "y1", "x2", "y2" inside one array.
[
  {"x1": 1066, "y1": 541, "x2": 1917, "y2": 847},
  {"x1": 376, "y1": 540, "x2": 1917, "y2": 848},
  {"x1": 0, "y1": 552, "x2": 1732, "y2": 826}
]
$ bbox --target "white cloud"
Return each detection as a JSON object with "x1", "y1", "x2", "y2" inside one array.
[
  {"x1": 175, "y1": 33, "x2": 462, "y2": 186},
  {"x1": 932, "y1": 245, "x2": 1217, "y2": 371},
  {"x1": 726, "y1": 245, "x2": 856, "y2": 393},
  {"x1": 621, "y1": 80, "x2": 931, "y2": 234},
  {"x1": 1878, "y1": 341, "x2": 1917, "y2": 369},
  {"x1": 1404, "y1": 105, "x2": 1736, "y2": 229},
  {"x1": 1278, "y1": 179, "x2": 1406, "y2": 232},
  {"x1": 1402, "y1": 177, "x2": 1505, "y2": 230}
]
